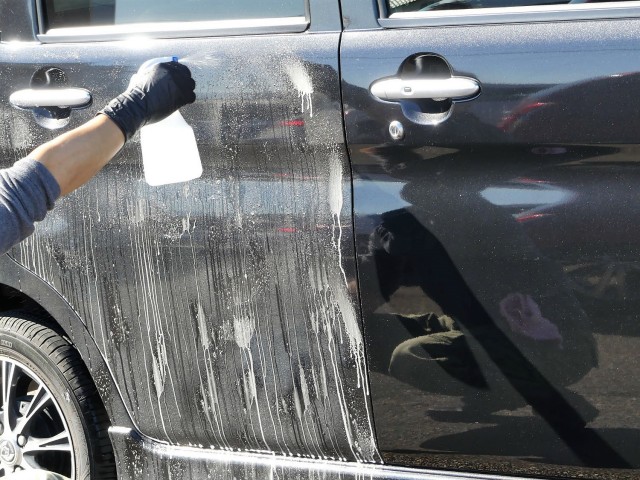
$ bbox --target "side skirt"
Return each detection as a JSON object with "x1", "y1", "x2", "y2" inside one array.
[{"x1": 109, "y1": 427, "x2": 528, "y2": 480}]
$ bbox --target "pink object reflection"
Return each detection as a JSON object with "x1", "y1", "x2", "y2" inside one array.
[{"x1": 499, "y1": 293, "x2": 563, "y2": 347}]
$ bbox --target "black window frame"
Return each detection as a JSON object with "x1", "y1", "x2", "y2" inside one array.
[
  {"x1": 375, "y1": 0, "x2": 640, "y2": 27},
  {"x1": 35, "y1": 0, "x2": 311, "y2": 42}
]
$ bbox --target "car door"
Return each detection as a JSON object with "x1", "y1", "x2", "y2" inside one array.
[
  {"x1": 0, "y1": 0, "x2": 380, "y2": 464},
  {"x1": 342, "y1": 0, "x2": 640, "y2": 477}
]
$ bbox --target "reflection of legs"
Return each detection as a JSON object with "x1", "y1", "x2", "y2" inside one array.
[
  {"x1": 371, "y1": 210, "x2": 603, "y2": 430},
  {"x1": 389, "y1": 316, "x2": 488, "y2": 394},
  {"x1": 368, "y1": 208, "x2": 601, "y2": 405}
]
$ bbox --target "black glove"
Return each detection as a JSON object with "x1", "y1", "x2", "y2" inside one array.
[{"x1": 99, "y1": 61, "x2": 196, "y2": 141}]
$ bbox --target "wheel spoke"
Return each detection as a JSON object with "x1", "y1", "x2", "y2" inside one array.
[
  {"x1": 15, "y1": 385, "x2": 51, "y2": 436},
  {"x1": 19, "y1": 455, "x2": 40, "y2": 470},
  {"x1": 1, "y1": 359, "x2": 19, "y2": 429},
  {"x1": 23, "y1": 431, "x2": 72, "y2": 454}
]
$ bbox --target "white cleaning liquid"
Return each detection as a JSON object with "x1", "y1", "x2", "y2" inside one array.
[{"x1": 137, "y1": 56, "x2": 202, "y2": 186}]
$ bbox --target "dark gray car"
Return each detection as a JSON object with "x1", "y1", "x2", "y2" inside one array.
[{"x1": 1, "y1": 0, "x2": 639, "y2": 478}]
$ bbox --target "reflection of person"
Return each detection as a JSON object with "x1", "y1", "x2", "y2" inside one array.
[
  {"x1": 389, "y1": 312, "x2": 489, "y2": 394},
  {"x1": 363, "y1": 145, "x2": 599, "y2": 428},
  {"x1": 0, "y1": 61, "x2": 196, "y2": 255}
]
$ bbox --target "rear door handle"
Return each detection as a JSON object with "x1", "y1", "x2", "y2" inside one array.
[
  {"x1": 370, "y1": 77, "x2": 480, "y2": 101},
  {"x1": 9, "y1": 88, "x2": 92, "y2": 110}
]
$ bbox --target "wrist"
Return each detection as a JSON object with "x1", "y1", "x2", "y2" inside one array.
[
  {"x1": 98, "y1": 89, "x2": 146, "y2": 142},
  {"x1": 96, "y1": 112, "x2": 127, "y2": 144}
]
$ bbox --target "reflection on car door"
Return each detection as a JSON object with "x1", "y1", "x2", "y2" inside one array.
[{"x1": 342, "y1": 2, "x2": 640, "y2": 477}]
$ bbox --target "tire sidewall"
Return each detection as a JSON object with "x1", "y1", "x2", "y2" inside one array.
[{"x1": 0, "y1": 328, "x2": 90, "y2": 479}]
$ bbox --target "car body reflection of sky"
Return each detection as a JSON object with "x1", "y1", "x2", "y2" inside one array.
[
  {"x1": 480, "y1": 184, "x2": 573, "y2": 207},
  {"x1": 354, "y1": 179, "x2": 410, "y2": 215}
]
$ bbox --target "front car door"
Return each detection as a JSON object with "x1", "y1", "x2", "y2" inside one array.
[
  {"x1": 0, "y1": 0, "x2": 381, "y2": 473},
  {"x1": 343, "y1": 0, "x2": 640, "y2": 477}
]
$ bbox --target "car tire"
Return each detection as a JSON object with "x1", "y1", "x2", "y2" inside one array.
[{"x1": 0, "y1": 313, "x2": 116, "y2": 479}]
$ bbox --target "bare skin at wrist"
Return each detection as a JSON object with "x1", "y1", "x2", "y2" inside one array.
[{"x1": 30, "y1": 114, "x2": 125, "y2": 196}]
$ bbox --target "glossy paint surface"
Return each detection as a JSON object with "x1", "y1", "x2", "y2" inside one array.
[
  {"x1": 0, "y1": 28, "x2": 380, "y2": 465},
  {"x1": 343, "y1": 17, "x2": 640, "y2": 478},
  {"x1": 109, "y1": 427, "x2": 528, "y2": 480}
]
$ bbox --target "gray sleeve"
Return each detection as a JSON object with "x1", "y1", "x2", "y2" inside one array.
[{"x1": 0, "y1": 158, "x2": 61, "y2": 255}]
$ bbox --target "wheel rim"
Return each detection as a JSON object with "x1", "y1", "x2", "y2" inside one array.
[{"x1": 0, "y1": 356, "x2": 74, "y2": 478}]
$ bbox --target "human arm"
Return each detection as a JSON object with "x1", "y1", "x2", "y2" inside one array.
[
  {"x1": 0, "y1": 158, "x2": 60, "y2": 254},
  {"x1": 33, "y1": 60, "x2": 195, "y2": 196},
  {"x1": 0, "y1": 115, "x2": 124, "y2": 255},
  {"x1": 30, "y1": 114, "x2": 124, "y2": 196},
  {"x1": 0, "y1": 61, "x2": 196, "y2": 254}
]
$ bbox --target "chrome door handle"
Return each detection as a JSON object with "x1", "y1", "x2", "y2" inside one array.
[
  {"x1": 9, "y1": 88, "x2": 92, "y2": 109},
  {"x1": 370, "y1": 77, "x2": 480, "y2": 101}
]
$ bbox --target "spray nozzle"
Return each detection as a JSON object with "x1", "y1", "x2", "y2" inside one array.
[{"x1": 137, "y1": 56, "x2": 180, "y2": 74}]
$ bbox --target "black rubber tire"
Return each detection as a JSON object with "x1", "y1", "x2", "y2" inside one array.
[{"x1": 0, "y1": 312, "x2": 116, "y2": 479}]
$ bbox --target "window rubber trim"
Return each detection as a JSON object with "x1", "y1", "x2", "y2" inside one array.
[
  {"x1": 36, "y1": 16, "x2": 310, "y2": 43},
  {"x1": 377, "y1": 0, "x2": 640, "y2": 27}
]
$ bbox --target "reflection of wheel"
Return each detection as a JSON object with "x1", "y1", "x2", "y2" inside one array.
[{"x1": 0, "y1": 313, "x2": 115, "y2": 479}]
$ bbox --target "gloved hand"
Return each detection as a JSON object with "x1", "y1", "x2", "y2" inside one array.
[{"x1": 99, "y1": 61, "x2": 196, "y2": 142}]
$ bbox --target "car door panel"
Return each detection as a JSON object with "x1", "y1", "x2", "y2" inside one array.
[
  {"x1": 0, "y1": 7, "x2": 381, "y2": 462},
  {"x1": 343, "y1": 15, "x2": 640, "y2": 477}
]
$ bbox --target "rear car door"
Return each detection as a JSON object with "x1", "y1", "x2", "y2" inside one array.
[
  {"x1": 0, "y1": 0, "x2": 379, "y2": 464},
  {"x1": 342, "y1": 0, "x2": 640, "y2": 477}
]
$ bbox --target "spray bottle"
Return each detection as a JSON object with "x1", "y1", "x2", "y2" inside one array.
[{"x1": 136, "y1": 56, "x2": 202, "y2": 186}]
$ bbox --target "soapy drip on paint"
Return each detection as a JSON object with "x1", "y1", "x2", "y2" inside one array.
[{"x1": 286, "y1": 62, "x2": 314, "y2": 118}]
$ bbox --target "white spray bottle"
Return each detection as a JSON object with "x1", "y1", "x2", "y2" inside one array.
[{"x1": 136, "y1": 56, "x2": 202, "y2": 186}]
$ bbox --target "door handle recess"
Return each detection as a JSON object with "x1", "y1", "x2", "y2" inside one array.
[
  {"x1": 9, "y1": 88, "x2": 92, "y2": 110},
  {"x1": 370, "y1": 77, "x2": 480, "y2": 101}
]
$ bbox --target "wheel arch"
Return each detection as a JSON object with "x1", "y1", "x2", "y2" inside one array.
[{"x1": 0, "y1": 253, "x2": 133, "y2": 429}]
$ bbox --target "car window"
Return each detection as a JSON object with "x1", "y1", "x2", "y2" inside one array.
[
  {"x1": 387, "y1": 0, "x2": 631, "y2": 14},
  {"x1": 42, "y1": 0, "x2": 306, "y2": 30}
]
